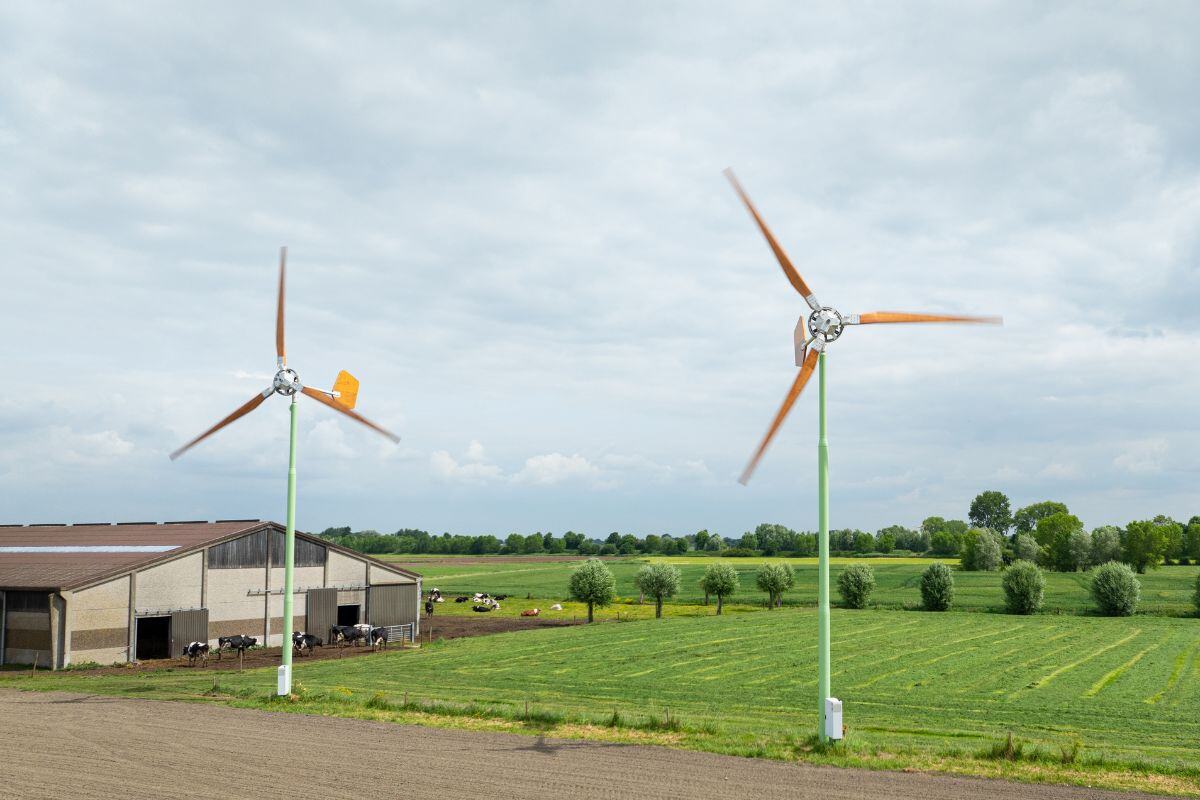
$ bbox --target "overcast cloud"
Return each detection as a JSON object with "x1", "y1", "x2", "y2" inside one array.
[{"x1": 1, "y1": 3, "x2": 1197, "y2": 538}]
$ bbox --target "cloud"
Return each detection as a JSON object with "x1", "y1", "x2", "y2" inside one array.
[
  {"x1": 512, "y1": 453, "x2": 601, "y2": 486},
  {"x1": 430, "y1": 443, "x2": 504, "y2": 483},
  {"x1": 1113, "y1": 440, "x2": 1169, "y2": 475}
]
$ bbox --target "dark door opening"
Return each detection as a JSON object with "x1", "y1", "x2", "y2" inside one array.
[
  {"x1": 336, "y1": 604, "x2": 360, "y2": 627},
  {"x1": 135, "y1": 616, "x2": 171, "y2": 660}
]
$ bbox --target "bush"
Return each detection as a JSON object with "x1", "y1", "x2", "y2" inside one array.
[
  {"x1": 1090, "y1": 561, "x2": 1141, "y2": 616},
  {"x1": 721, "y1": 547, "x2": 757, "y2": 557},
  {"x1": 837, "y1": 564, "x2": 875, "y2": 609},
  {"x1": 1193, "y1": 573, "x2": 1200, "y2": 617},
  {"x1": 920, "y1": 563, "x2": 954, "y2": 611},
  {"x1": 1001, "y1": 561, "x2": 1044, "y2": 615}
]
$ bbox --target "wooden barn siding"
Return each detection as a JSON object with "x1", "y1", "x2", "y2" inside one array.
[{"x1": 208, "y1": 530, "x2": 326, "y2": 569}]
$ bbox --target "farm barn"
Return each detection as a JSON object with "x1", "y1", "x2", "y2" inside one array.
[{"x1": 0, "y1": 520, "x2": 421, "y2": 668}]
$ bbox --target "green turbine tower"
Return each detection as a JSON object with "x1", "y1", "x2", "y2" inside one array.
[
  {"x1": 170, "y1": 247, "x2": 400, "y2": 695},
  {"x1": 724, "y1": 170, "x2": 1000, "y2": 741}
]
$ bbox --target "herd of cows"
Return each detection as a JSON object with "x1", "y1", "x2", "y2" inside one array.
[
  {"x1": 424, "y1": 587, "x2": 560, "y2": 617},
  {"x1": 180, "y1": 625, "x2": 389, "y2": 667}
]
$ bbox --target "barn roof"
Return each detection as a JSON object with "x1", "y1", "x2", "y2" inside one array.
[{"x1": 0, "y1": 520, "x2": 419, "y2": 591}]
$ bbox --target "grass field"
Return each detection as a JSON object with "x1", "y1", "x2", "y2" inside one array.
[
  {"x1": 389, "y1": 555, "x2": 1200, "y2": 617},
  {"x1": 6, "y1": 608, "x2": 1198, "y2": 794}
]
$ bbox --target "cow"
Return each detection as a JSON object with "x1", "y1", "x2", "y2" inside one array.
[
  {"x1": 370, "y1": 627, "x2": 388, "y2": 650},
  {"x1": 520, "y1": 608, "x2": 540, "y2": 617},
  {"x1": 292, "y1": 632, "x2": 322, "y2": 655},
  {"x1": 216, "y1": 634, "x2": 258, "y2": 660},
  {"x1": 549, "y1": 603, "x2": 563, "y2": 611},
  {"x1": 472, "y1": 604, "x2": 492, "y2": 613},
  {"x1": 330, "y1": 625, "x2": 367, "y2": 647},
  {"x1": 494, "y1": 594, "x2": 509, "y2": 601},
  {"x1": 428, "y1": 587, "x2": 443, "y2": 603},
  {"x1": 183, "y1": 641, "x2": 209, "y2": 667},
  {"x1": 454, "y1": 596, "x2": 470, "y2": 603}
]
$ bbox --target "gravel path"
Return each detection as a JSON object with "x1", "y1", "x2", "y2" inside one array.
[{"x1": 0, "y1": 689, "x2": 1160, "y2": 800}]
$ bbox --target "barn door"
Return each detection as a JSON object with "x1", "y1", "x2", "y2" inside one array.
[
  {"x1": 169, "y1": 609, "x2": 209, "y2": 658},
  {"x1": 306, "y1": 588, "x2": 337, "y2": 641},
  {"x1": 367, "y1": 584, "x2": 414, "y2": 627}
]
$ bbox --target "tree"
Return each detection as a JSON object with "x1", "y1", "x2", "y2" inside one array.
[
  {"x1": 699, "y1": 563, "x2": 740, "y2": 615},
  {"x1": 1184, "y1": 516, "x2": 1200, "y2": 565},
  {"x1": 1067, "y1": 529, "x2": 1092, "y2": 572},
  {"x1": 837, "y1": 564, "x2": 876, "y2": 609},
  {"x1": 1036, "y1": 512, "x2": 1085, "y2": 570},
  {"x1": 755, "y1": 564, "x2": 794, "y2": 608},
  {"x1": 1091, "y1": 526, "x2": 1122, "y2": 565},
  {"x1": 969, "y1": 490, "x2": 1012, "y2": 537},
  {"x1": 1014, "y1": 501, "x2": 1069, "y2": 535},
  {"x1": 1153, "y1": 515, "x2": 1186, "y2": 564},
  {"x1": 633, "y1": 563, "x2": 681, "y2": 618},
  {"x1": 1123, "y1": 520, "x2": 1171, "y2": 573},
  {"x1": 1013, "y1": 533, "x2": 1040, "y2": 563},
  {"x1": 920, "y1": 563, "x2": 954, "y2": 611},
  {"x1": 568, "y1": 559, "x2": 616, "y2": 622},
  {"x1": 876, "y1": 532, "x2": 896, "y2": 554},
  {"x1": 961, "y1": 529, "x2": 1001, "y2": 571},
  {"x1": 704, "y1": 536, "x2": 724, "y2": 552},
  {"x1": 694, "y1": 529, "x2": 711, "y2": 551},
  {"x1": 853, "y1": 531, "x2": 875, "y2": 553},
  {"x1": 1002, "y1": 561, "x2": 1045, "y2": 615},
  {"x1": 930, "y1": 530, "x2": 961, "y2": 556},
  {"x1": 502, "y1": 533, "x2": 524, "y2": 554},
  {"x1": 563, "y1": 531, "x2": 584, "y2": 551}
]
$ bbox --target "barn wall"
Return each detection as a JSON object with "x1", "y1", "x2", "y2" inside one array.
[
  {"x1": 206, "y1": 566, "x2": 269, "y2": 643},
  {"x1": 368, "y1": 563, "x2": 415, "y2": 585},
  {"x1": 137, "y1": 553, "x2": 203, "y2": 611},
  {"x1": 67, "y1": 576, "x2": 131, "y2": 665},
  {"x1": 262, "y1": 566, "x2": 322, "y2": 646},
  {"x1": 327, "y1": 551, "x2": 367, "y2": 585}
]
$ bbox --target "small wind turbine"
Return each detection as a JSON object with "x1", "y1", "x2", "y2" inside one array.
[
  {"x1": 725, "y1": 169, "x2": 999, "y2": 741},
  {"x1": 171, "y1": 247, "x2": 399, "y2": 694}
]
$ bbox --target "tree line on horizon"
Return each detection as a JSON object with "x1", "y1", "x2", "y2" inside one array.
[{"x1": 318, "y1": 490, "x2": 1200, "y2": 574}]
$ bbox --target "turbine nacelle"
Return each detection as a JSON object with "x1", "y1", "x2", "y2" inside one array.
[{"x1": 272, "y1": 368, "x2": 302, "y2": 396}]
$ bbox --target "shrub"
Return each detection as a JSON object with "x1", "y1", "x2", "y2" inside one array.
[
  {"x1": 568, "y1": 559, "x2": 616, "y2": 622},
  {"x1": 698, "y1": 563, "x2": 740, "y2": 615},
  {"x1": 920, "y1": 563, "x2": 954, "y2": 611},
  {"x1": 961, "y1": 529, "x2": 1001, "y2": 571},
  {"x1": 1002, "y1": 561, "x2": 1045, "y2": 615},
  {"x1": 837, "y1": 564, "x2": 876, "y2": 609},
  {"x1": 1090, "y1": 561, "x2": 1141, "y2": 616},
  {"x1": 1193, "y1": 573, "x2": 1200, "y2": 617},
  {"x1": 633, "y1": 563, "x2": 681, "y2": 619},
  {"x1": 755, "y1": 563, "x2": 794, "y2": 608},
  {"x1": 1013, "y1": 533, "x2": 1040, "y2": 563}
]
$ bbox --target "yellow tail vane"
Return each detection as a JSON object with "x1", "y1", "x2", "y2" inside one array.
[{"x1": 332, "y1": 370, "x2": 359, "y2": 409}]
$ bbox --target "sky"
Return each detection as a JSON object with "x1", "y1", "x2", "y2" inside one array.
[{"x1": 1, "y1": 3, "x2": 1197, "y2": 539}]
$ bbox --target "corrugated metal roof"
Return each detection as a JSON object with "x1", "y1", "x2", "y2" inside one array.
[
  {"x1": 0, "y1": 521, "x2": 265, "y2": 590},
  {"x1": 0, "y1": 520, "x2": 421, "y2": 591}
]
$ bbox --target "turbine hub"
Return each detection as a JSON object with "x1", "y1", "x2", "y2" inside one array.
[
  {"x1": 807, "y1": 306, "x2": 844, "y2": 343},
  {"x1": 273, "y1": 367, "x2": 301, "y2": 396}
]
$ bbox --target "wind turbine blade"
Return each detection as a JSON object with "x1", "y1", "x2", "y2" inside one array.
[
  {"x1": 276, "y1": 246, "x2": 287, "y2": 365},
  {"x1": 849, "y1": 311, "x2": 1001, "y2": 325},
  {"x1": 170, "y1": 389, "x2": 272, "y2": 460},
  {"x1": 739, "y1": 348, "x2": 820, "y2": 485},
  {"x1": 724, "y1": 169, "x2": 820, "y2": 311},
  {"x1": 300, "y1": 386, "x2": 400, "y2": 443}
]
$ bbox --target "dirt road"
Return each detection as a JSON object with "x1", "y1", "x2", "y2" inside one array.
[{"x1": 0, "y1": 690, "x2": 1158, "y2": 800}]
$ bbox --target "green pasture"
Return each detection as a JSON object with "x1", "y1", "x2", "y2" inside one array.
[
  {"x1": 7, "y1": 609, "x2": 1199, "y2": 791},
  {"x1": 390, "y1": 555, "x2": 1200, "y2": 617}
]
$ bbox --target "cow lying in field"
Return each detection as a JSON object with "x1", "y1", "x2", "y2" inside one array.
[
  {"x1": 216, "y1": 635, "x2": 258, "y2": 660},
  {"x1": 183, "y1": 641, "x2": 209, "y2": 666},
  {"x1": 454, "y1": 596, "x2": 469, "y2": 603},
  {"x1": 520, "y1": 608, "x2": 539, "y2": 617},
  {"x1": 550, "y1": 604, "x2": 563, "y2": 611},
  {"x1": 473, "y1": 597, "x2": 501, "y2": 612},
  {"x1": 292, "y1": 632, "x2": 322, "y2": 655}
]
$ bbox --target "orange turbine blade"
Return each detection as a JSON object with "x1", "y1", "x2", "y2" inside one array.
[
  {"x1": 276, "y1": 246, "x2": 287, "y2": 364},
  {"x1": 724, "y1": 169, "x2": 819, "y2": 307},
  {"x1": 856, "y1": 311, "x2": 1001, "y2": 325},
  {"x1": 170, "y1": 391, "x2": 270, "y2": 460},
  {"x1": 740, "y1": 348, "x2": 820, "y2": 485},
  {"x1": 300, "y1": 386, "x2": 399, "y2": 443}
]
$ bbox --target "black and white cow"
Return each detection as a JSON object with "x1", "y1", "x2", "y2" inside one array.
[
  {"x1": 424, "y1": 600, "x2": 435, "y2": 617},
  {"x1": 454, "y1": 596, "x2": 470, "y2": 603},
  {"x1": 428, "y1": 587, "x2": 443, "y2": 603},
  {"x1": 216, "y1": 634, "x2": 258, "y2": 660},
  {"x1": 370, "y1": 627, "x2": 388, "y2": 650},
  {"x1": 292, "y1": 632, "x2": 322, "y2": 656},
  {"x1": 183, "y1": 641, "x2": 209, "y2": 666}
]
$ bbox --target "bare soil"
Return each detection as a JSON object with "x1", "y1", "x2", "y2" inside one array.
[
  {"x1": 79, "y1": 614, "x2": 581, "y2": 675},
  {"x1": 0, "y1": 690, "x2": 1163, "y2": 800}
]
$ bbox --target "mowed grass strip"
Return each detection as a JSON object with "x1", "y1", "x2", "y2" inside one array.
[
  {"x1": 9, "y1": 608, "x2": 1199, "y2": 780},
  {"x1": 397, "y1": 555, "x2": 1200, "y2": 617}
]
